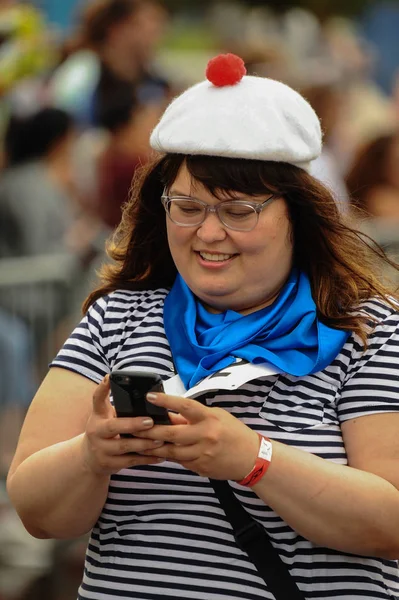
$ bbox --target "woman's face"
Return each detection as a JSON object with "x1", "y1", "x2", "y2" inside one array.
[{"x1": 165, "y1": 164, "x2": 294, "y2": 314}]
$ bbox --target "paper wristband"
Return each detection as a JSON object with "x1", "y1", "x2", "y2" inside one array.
[{"x1": 237, "y1": 434, "x2": 272, "y2": 487}]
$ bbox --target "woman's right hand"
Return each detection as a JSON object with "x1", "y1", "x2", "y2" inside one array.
[{"x1": 82, "y1": 376, "x2": 164, "y2": 475}]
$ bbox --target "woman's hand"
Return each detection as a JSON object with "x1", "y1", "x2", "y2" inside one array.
[
  {"x1": 137, "y1": 393, "x2": 259, "y2": 481},
  {"x1": 81, "y1": 377, "x2": 165, "y2": 476}
]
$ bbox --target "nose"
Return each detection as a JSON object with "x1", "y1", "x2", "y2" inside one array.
[{"x1": 196, "y1": 211, "x2": 227, "y2": 243}]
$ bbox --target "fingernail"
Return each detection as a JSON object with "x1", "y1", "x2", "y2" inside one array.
[
  {"x1": 146, "y1": 393, "x2": 158, "y2": 402},
  {"x1": 153, "y1": 440, "x2": 163, "y2": 446},
  {"x1": 142, "y1": 418, "x2": 154, "y2": 427}
]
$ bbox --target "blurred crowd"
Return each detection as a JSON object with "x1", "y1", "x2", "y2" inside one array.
[{"x1": 0, "y1": 1, "x2": 399, "y2": 599}]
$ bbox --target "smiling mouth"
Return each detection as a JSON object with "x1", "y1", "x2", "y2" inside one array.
[{"x1": 197, "y1": 251, "x2": 237, "y2": 262}]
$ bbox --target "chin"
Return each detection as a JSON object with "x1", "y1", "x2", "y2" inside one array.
[{"x1": 194, "y1": 287, "x2": 234, "y2": 307}]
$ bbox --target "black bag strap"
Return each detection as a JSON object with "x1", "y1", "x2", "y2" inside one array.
[{"x1": 210, "y1": 479, "x2": 306, "y2": 600}]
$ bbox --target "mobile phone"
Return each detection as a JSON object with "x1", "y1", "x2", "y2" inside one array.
[{"x1": 109, "y1": 370, "x2": 171, "y2": 428}]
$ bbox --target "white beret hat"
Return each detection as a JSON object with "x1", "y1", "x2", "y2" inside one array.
[
  {"x1": 150, "y1": 54, "x2": 322, "y2": 173},
  {"x1": 150, "y1": 54, "x2": 322, "y2": 171}
]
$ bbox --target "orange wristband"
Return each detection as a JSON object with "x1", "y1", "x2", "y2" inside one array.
[{"x1": 237, "y1": 434, "x2": 272, "y2": 487}]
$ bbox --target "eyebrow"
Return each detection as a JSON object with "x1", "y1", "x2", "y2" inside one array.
[
  {"x1": 168, "y1": 188, "x2": 248, "y2": 201},
  {"x1": 168, "y1": 189, "x2": 189, "y2": 196}
]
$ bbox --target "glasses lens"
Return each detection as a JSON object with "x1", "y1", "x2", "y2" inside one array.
[
  {"x1": 168, "y1": 199, "x2": 205, "y2": 225},
  {"x1": 218, "y1": 203, "x2": 257, "y2": 231}
]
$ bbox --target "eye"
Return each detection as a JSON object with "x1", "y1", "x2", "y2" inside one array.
[
  {"x1": 174, "y1": 200, "x2": 203, "y2": 214},
  {"x1": 221, "y1": 204, "x2": 255, "y2": 219}
]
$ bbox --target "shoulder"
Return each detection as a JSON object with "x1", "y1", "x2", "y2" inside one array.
[
  {"x1": 325, "y1": 297, "x2": 399, "y2": 380},
  {"x1": 87, "y1": 288, "x2": 169, "y2": 325},
  {"x1": 341, "y1": 297, "x2": 399, "y2": 374},
  {"x1": 357, "y1": 296, "x2": 399, "y2": 331},
  {"x1": 70, "y1": 287, "x2": 169, "y2": 359},
  {"x1": 346, "y1": 296, "x2": 399, "y2": 353},
  {"x1": 108, "y1": 287, "x2": 169, "y2": 306}
]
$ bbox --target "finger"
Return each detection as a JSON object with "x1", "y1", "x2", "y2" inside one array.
[
  {"x1": 146, "y1": 393, "x2": 208, "y2": 424},
  {"x1": 97, "y1": 416, "x2": 155, "y2": 439},
  {"x1": 103, "y1": 454, "x2": 165, "y2": 474},
  {"x1": 168, "y1": 413, "x2": 188, "y2": 425},
  {"x1": 92, "y1": 375, "x2": 113, "y2": 417},
  {"x1": 139, "y1": 443, "x2": 199, "y2": 462},
  {"x1": 138, "y1": 423, "x2": 201, "y2": 445},
  {"x1": 101, "y1": 436, "x2": 165, "y2": 456}
]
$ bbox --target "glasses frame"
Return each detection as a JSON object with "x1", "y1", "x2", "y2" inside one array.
[{"x1": 161, "y1": 189, "x2": 277, "y2": 232}]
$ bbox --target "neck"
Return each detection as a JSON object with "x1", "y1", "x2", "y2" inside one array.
[
  {"x1": 100, "y1": 46, "x2": 140, "y2": 82},
  {"x1": 45, "y1": 141, "x2": 75, "y2": 194},
  {"x1": 202, "y1": 287, "x2": 285, "y2": 316}
]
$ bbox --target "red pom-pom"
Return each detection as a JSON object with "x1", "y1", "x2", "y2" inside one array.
[{"x1": 206, "y1": 53, "x2": 246, "y2": 87}]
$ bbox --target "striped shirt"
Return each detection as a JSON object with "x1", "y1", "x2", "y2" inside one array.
[{"x1": 52, "y1": 288, "x2": 399, "y2": 600}]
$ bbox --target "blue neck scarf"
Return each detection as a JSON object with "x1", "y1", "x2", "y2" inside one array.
[{"x1": 163, "y1": 270, "x2": 350, "y2": 390}]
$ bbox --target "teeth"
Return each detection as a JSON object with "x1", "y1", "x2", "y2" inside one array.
[{"x1": 199, "y1": 252, "x2": 232, "y2": 262}]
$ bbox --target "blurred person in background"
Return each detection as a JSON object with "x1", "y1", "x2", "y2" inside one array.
[
  {"x1": 0, "y1": 106, "x2": 98, "y2": 260},
  {"x1": 0, "y1": 109, "x2": 99, "y2": 600},
  {"x1": 345, "y1": 131, "x2": 399, "y2": 287},
  {"x1": 0, "y1": 0, "x2": 59, "y2": 169},
  {"x1": 50, "y1": 0, "x2": 170, "y2": 129},
  {"x1": 49, "y1": 0, "x2": 171, "y2": 237},
  {"x1": 304, "y1": 80, "x2": 350, "y2": 212},
  {"x1": 0, "y1": 106, "x2": 104, "y2": 363},
  {"x1": 95, "y1": 85, "x2": 165, "y2": 230},
  {"x1": 0, "y1": 107, "x2": 76, "y2": 258},
  {"x1": 322, "y1": 16, "x2": 398, "y2": 167},
  {"x1": 346, "y1": 131, "x2": 399, "y2": 221},
  {"x1": 0, "y1": 0, "x2": 57, "y2": 97}
]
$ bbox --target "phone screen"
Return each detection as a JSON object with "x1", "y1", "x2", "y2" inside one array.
[{"x1": 110, "y1": 370, "x2": 171, "y2": 425}]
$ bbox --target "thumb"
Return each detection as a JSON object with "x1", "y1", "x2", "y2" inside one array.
[{"x1": 92, "y1": 375, "x2": 113, "y2": 417}]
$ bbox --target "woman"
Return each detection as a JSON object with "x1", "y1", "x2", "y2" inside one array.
[
  {"x1": 7, "y1": 54, "x2": 399, "y2": 600},
  {"x1": 346, "y1": 132, "x2": 399, "y2": 288},
  {"x1": 346, "y1": 131, "x2": 399, "y2": 220},
  {"x1": 50, "y1": 0, "x2": 169, "y2": 128},
  {"x1": 0, "y1": 107, "x2": 76, "y2": 258},
  {"x1": 95, "y1": 85, "x2": 164, "y2": 229}
]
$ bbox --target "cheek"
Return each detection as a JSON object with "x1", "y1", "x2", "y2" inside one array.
[
  {"x1": 271, "y1": 213, "x2": 293, "y2": 248},
  {"x1": 244, "y1": 217, "x2": 292, "y2": 256},
  {"x1": 166, "y1": 224, "x2": 192, "y2": 258}
]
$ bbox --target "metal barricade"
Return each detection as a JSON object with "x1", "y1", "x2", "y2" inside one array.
[
  {"x1": 0, "y1": 253, "x2": 83, "y2": 475},
  {"x1": 0, "y1": 253, "x2": 83, "y2": 379}
]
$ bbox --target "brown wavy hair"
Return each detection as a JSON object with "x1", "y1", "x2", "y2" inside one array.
[{"x1": 83, "y1": 154, "x2": 399, "y2": 346}]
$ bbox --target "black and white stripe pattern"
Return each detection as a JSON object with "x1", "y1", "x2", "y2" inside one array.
[{"x1": 52, "y1": 289, "x2": 399, "y2": 599}]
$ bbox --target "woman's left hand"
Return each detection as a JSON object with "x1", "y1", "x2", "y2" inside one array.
[{"x1": 137, "y1": 393, "x2": 259, "y2": 480}]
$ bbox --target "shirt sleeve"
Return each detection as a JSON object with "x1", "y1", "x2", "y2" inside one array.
[
  {"x1": 50, "y1": 295, "x2": 111, "y2": 384},
  {"x1": 337, "y1": 309, "x2": 399, "y2": 423}
]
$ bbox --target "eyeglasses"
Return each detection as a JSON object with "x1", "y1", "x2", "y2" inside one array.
[{"x1": 161, "y1": 190, "x2": 277, "y2": 232}]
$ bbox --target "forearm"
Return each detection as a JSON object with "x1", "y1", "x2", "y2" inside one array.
[
  {"x1": 253, "y1": 440, "x2": 399, "y2": 558},
  {"x1": 7, "y1": 434, "x2": 110, "y2": 539}
]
